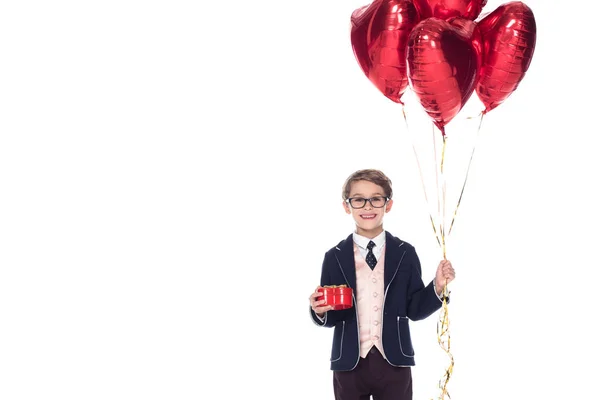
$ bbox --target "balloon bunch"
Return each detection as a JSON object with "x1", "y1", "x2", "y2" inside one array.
[
  {"x1": 351, "y1": 0, "x2": 537, "y2": 136},
  {"x1": 351, "y1": 3, "x2": 536, "y2": 399}
]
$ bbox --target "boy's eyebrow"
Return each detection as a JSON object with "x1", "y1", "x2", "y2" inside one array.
[{"x1": 349, "y1": 192, "x2": 384, "y2": 197}]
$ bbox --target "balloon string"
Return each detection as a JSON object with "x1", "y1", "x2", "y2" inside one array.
[
  {"x1": 433, "y1": 112, "x2": 484, "y2": 400},
  {"x1": 435, "y1": 284, "x2": 453, "y2": 400},
  {"x1": 434, "y1": 131, "x2": 452, "y2": 400},
  {"x1": 403, "y1": 113, "x2": 474, "y2": 400},
  {"x1": 448, "y1": 112, "x2": 485, "y2": 236},
  {"x1": 401, "y1": 106, "x2": 443, "y2": 248},
  {"x1": 440, "y1": 134, "x2": 447, "y2": 260},
  {"x1": 434, "y1": 112, "x2": 485, "y2": 400},
  {"x1": 433, "y1": 124, "x2": 442, "y2": 249}
]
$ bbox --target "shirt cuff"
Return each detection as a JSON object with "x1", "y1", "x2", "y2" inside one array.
[
  {"x1": 433, "y1": 280, "x2": 444, "y2": 302},
  {"x1": 433, "y1": 280, "x2": 450, "y2": 302}
]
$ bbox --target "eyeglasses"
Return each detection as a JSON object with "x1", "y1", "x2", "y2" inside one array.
[{"x1": 346, "y1": 196, "x2": 389, "y2": 209}]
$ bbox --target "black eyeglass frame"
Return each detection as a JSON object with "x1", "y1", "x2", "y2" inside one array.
[{"x1": 345, "y1": 196, "x2": 390, "y2": 209}]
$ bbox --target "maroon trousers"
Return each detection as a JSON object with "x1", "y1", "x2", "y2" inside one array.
[{"x1": 333, "y1": 347, "x2": 412, "y2": 400}]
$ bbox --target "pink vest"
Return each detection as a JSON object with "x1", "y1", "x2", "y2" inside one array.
[{"x1": 354, "y1": 243, "x2": 386, "y2": 358}]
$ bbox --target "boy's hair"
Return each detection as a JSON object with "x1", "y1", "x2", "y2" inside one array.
[{"x1": 342, "y1": 169, "x2": 393, "y2": 200}]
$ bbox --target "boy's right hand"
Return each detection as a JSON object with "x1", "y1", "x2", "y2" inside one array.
[{"x1": 309, "y1": 286, "x2": 334, "y2": 317}]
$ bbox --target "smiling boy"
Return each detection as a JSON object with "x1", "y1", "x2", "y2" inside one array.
[{"x1": 308, "y1": 169, "x2": 455, "y2": 400}]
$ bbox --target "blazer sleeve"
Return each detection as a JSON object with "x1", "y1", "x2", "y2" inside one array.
[{"x1": 406, "y1": 248, "x2": 445, "y2": 321}]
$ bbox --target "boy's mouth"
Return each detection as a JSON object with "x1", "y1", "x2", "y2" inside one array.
[{"x1": 360, "y1": 214, "x2": 377, "y2": 220}]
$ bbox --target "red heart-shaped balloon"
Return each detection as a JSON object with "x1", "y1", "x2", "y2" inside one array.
[
  {"x1": 406, "y1": 17, "x2": 481, "y2": 134},
  {"x1": 351, "y1": 0, "x2": 420, "y2": 103},
  {"x1": 350, "y1": 2, "x2": 378, "y2": 78},
  {"x1": 413, "y1": 0, "x2": 487, "y2": 21},
  {"x1": 476, "y1": 1, "x2": 536, "y2": 113}
]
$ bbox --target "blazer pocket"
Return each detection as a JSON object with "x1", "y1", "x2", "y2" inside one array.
[
  {"x1": 397, "y1": 316, "x2": 414, "y2": 357},
  {"x1": 330, "y1": 321, "x2": 345, "y2": 362}
]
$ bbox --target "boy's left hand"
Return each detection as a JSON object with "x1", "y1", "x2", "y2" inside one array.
[{"x1": 435, "y1": 260, "x2": 455, "y2": 296}]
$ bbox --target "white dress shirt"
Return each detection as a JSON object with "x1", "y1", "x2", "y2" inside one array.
[{"x1": 353, "y1": 231, "x2": 386, "y2": 262}]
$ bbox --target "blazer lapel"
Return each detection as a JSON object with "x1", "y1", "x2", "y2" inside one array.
[
  {"x1": 335, "y1": 234, "x2": 357, "y2": 290},
  {"x1": 384, "y1": 231, "x2": 406, "y2": 288}
]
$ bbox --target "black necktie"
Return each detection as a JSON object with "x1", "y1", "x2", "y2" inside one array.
[{"x1": 366, "y1": 240, "x2": 377, "y2": 269}]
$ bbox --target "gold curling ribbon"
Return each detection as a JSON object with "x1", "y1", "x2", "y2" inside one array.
[
  {"x1": 401, "y1": 108, "x2": 486, "y2": 400},
  {"x1": 435, "y1": 280, "x2": 452, "y2": 400},
  {"x1": 435, "y1": 134, "x2": 452, "y2": 400}
]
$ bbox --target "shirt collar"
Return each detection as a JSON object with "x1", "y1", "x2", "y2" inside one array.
[{"x1": 353, "y1": 230, "x2": 386, "y2": 250}]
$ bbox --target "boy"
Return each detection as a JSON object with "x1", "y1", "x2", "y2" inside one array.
[{"x1": 308, "y1": 169, "x2": 455, "y2": 400}]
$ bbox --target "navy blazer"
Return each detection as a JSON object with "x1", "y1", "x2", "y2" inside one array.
[{"x1": 310, "y1": 231, "x2": 445, "y2": 371}]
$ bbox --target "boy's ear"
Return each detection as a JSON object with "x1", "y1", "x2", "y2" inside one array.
[
  {"x1": 385, "y1": 199, "x2": 394, "y2": 212},
  {"x1": 343, "y1": 200, "x2": 351, "y2": 214}
]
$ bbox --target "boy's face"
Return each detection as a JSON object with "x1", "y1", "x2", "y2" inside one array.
[{"x1": 343, "y1": 180, "x2": 393, "y2": 238}]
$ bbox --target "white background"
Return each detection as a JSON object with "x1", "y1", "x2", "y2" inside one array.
[{"x1": 0, "y1": 0, "x2": 598, "y2": 399}]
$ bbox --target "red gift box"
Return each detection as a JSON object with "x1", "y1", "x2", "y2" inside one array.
[{"x1": 317, "y1": 285, "x2": 353, "y2": 310}]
